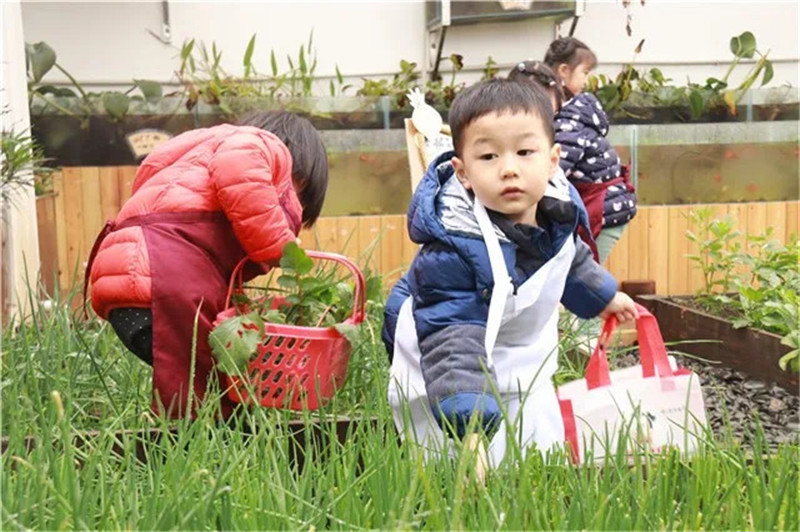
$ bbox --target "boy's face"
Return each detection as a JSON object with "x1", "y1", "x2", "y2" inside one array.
[
  {"x1": 559, "y1": 60, "x2": 593, "y2": 96},
  {"x1": 452, "y1": 111, "x2": 560, "y2": 226}
]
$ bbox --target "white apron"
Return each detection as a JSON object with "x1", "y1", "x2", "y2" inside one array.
[{"x1": 388, "y1": 198, "x2": 576, "y2": 466}]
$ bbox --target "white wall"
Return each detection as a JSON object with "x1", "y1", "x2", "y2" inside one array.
[
  {"x1": 571, "y1": 1, "x2": 799, "y2": 87},
  {"x1": 20, "y1": 0, "x2": 799, "y2": 93},
  {"x1": 2, "y1": 0, "x2": 40, "y2": 324}
]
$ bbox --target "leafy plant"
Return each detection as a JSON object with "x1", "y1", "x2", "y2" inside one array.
[
  {"x1": 1, "y1": 110, "x2": 55, "y2": 205},
  {"x1": 356, "y1": 59, "x2": 421, "y2": 108},
  {"x1": 588, "y1": 31, "x2": 774, "y2": 122},
  {"x1": 26, "y1": 41, "x2": 164, "y2": 124},
  {"x1": 356, "y1": 53, "x2": 470, "y2": 109},
  {"x1": 481, "y1": 56, "x2": 500, "y2": 81},
  {"x1": 209, "y1": 242, "x2": 382, "y2": 374},
  {"x1": 718, "y1": 31, "x2": 773, "y2": 111},
  {"x1": 587, "y1": 39, "x2": 648, "y2": 113},
  {"x1": 685, "y1": 207, "x2": 743, "y2": 298},
  {"x1": 425, "y1": 54, "x2": 465, "y2": 107},
  {"x1": 685, "y1": 208, "x2": 799, "y2": 371},
  {"x1": 207, "y1": 311, "x2": 264, "y2": 374},
  {"x1": 177, "y1": 36, "x2": 261, "y2": 113},
  {"x1": 179, "y1": 32, "x2": 349, "y2": 118},
  {"x1": 731, "y1": 232, "x2": 800, "y2": 370},
  {"x1": 329, "y1": 65, "x2": 352, "y2": 97}
]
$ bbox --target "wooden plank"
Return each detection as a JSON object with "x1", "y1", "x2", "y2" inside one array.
[
  {"x1": 785, "y1": 201, "x2": 799, "y2": 240},
  {"x1": 608, "y1": 324, "x2": 638, "y2": 348},
  {"x1": 336, "y1": 216, "x2": 359, "y2": 260},
  {"x1": 99, "y1": 166, "x2": 121, "y2": 223},
  {"x1": 726, "y1": 203, "x2": 749, "y2": 281},
  {"x1": 646, "y1": 206, "x2": 669, "y2": 295},
  {"x1": 604, "y1": 233, "x2": 620, "y2": 276},
  {"x1": 52, "y1": 172, "x2": 69, "y2": 292},
  {"x1": 625, "y1": 209, "x2": 649, "y2": 282},
  {"x1": 746, "y1": 201, "x2": 768, "y2": 242},
  {"x1": 312, "y1": 217, "x2": 339, "y2": 252},
  {"x1": 297, "y1": 226, "x2": 316, "y2": 250},
  {"x1": 380, "y1": 215, "x2": 405, "y2": 283},
  {"x1": 706, "y1": 203, "x2": 729, "y2": 222},
  {"x1": 34, "y1": 170, "x2": 800, "y2": 301},
  {"x1": 638, "y1": 295, "x2": 798, "y2": 390},
  {"x1": 710, "y1": 204, "x2": 744, "y2": 290},
  {"x1": 35, "y1": 195, "x2": 58, "y2": 297},
  {"x1": 60, "y1": 168, "x2": 85, "y2": 290},
  {"x1": 684, "y1": 204, "x2": 705, "y2": 295},
  {"x1": 117, "y1": 166, "x2": 137, "y2": 205},
  {"x1": 80, "y1": 167, "x2": 103, "y2": 261},
  {"x1": 727, "y1": 202, "x2": 748, "y2": 248},
  {"x1": 764, "y1": 201, "x2": 786, "y2": 246},
  {"x1": 667, "y1": 205, "x2": 690, "y2": 295},
  {"x1": 605, "y1": 224, "x2": 630, "y2": 284},
  {"x1": 404, "y1": 119, "x2": 427, "y2": 193},
  {"x1": 400, "y1": 215, "x2": 417, "y2": 277},
  {"x1": 357, "y1": 216, "x2": 382, "y2": 274}
]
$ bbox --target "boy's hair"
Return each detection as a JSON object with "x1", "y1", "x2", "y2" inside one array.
[
  {"x1": 544, "y1": 37, "x2": 597, "y2": 72},
  {"x1": 508, "y1": 60, "x2": 565, "y2": 110},
  {"x1": 449, "y1": 78, "x2": 555, "y2": 156},
  {"x1": 237, "y1": 110, "x2": 328, "y2": 227}
]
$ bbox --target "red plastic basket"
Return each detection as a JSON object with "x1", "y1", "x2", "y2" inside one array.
[{"x1": 213, "y1": 251, "x2": 366, "y2": 410}]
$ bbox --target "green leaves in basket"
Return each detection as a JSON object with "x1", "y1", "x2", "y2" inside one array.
[
  {"x1": 209, "y1": 311, "x2": 264, "y2": 375},
  {"x1": 334, "y1": 323, "x2": 360, "y2": 346},
  {"x1": 280, "y1": 241, "x2": 314, "y2": 275},
  {"x1": 209, "y1": 243, "x2": 377, "y2": 373}
]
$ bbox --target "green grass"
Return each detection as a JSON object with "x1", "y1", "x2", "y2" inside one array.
[{"x1": 2, "y1": 287, "x2": 799, "y2": 531}]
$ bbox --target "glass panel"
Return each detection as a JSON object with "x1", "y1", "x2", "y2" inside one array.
[
  {"x1": 322, "y1": 150, "x2": 411, "y2": 216},
  {"x1": 631, "y1": 142, "x2": 799, "y2": 205}
]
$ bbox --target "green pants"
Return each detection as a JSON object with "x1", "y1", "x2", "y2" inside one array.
[
  {"x1": 596, "y1": 225, "x2": 626, "y2": 265},
  {"x1": 579, "y1": 224, "x2": 628, "y2": 342}
]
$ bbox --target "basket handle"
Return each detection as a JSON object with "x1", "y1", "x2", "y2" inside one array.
[{"x1": 224, "y1": 250, "x2": 367, "y2": 323}]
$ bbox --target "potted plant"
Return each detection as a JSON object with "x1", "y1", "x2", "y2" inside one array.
[{"x1": 589, "y1": 32, "x2": 794, "y2": 124}]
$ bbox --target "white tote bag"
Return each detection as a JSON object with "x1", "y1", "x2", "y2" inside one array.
[{"x1": 557, "y1": 304, "x2": 708, "y2": 463}]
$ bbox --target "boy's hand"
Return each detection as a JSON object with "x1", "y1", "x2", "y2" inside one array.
[{"x1": 598, "y1": 292, "x2": 638, "y2": 324}]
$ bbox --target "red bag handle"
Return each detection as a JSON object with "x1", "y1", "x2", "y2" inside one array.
[
  {"x1": 224, "y1": 250, "x2": 366, "y2": 324},
  {"x1": 585, "y1": 303, "x2": 673, "y2": 390}
]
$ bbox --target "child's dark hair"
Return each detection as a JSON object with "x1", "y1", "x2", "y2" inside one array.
[
  {"x1": 449, "y1": 78, "x2": 555, "y2": 156},
  {"x1": 508, "y1": 60, "x2": 565, "y2": 110},
  {"x1": 544, "y1": 37, "x2": 597, "y2": 72},
  {"x1": 237, "y1": 110, "x2": 328, "y2": 227}
]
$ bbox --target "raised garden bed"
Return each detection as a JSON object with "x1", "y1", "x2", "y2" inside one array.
[
  {"x1": 635, "y1": 294, "x2": 798, "y2": 390},
  {"x1": 607, "y1": 98, "x2": 798, "y2": 125},
  {"x1": 30, "y1": 90, "x2": 798, "y2": 167}
]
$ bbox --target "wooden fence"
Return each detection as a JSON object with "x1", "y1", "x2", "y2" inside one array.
[{"x1": 36, "y1": 167, "x2": 799, "y2": 299}]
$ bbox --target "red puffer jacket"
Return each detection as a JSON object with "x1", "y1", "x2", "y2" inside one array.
[{"x1": 89, "y1": 124, "x2": 302, "y2": 318}]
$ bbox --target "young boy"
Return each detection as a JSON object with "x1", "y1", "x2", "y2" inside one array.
[{"x1": 383, "y1": 79, "x2": 636, "y2": 464}]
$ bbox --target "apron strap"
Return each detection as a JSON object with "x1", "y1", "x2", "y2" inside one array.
[{"x1": 472, "y1": 198, "x2": 513, "y2": 368}]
